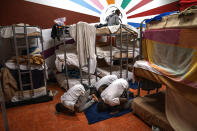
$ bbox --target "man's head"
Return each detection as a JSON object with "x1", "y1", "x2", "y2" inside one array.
[
  {"x1": 97, "y1": 99, "x2": 109, "y2": 112},
  {"x1": 98, "y1": 84, "x2": 108, "y2": 94},
  {"x1": 115, "y1": 9, "x2": 121, "y2": 16},
  {"x1": 55, "y1": 103, "x2": 75, "y2": 115}
]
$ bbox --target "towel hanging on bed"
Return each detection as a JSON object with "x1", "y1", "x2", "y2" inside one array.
[{"x1": 69, "y1": 22, "x2": 97, "y2": 74}]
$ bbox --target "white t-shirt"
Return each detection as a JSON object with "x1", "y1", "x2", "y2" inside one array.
[
  {"x1": 94, "y1": 75, "x2": 118, "y2": 90},
  {"x1": 101, "y1": 78, "x2": 129, "y2": 106},
  {"x1": 61, "y1": 84, "x2": 85, "y2": 111}
]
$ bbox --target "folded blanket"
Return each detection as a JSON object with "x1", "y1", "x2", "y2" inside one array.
[{"x1": 11, "y1": 55, "x2": 44, "y2": 65}]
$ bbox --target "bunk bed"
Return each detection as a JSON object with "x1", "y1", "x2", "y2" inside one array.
[
  {"x1": 53, "y1": 22, "x2": 138, "y2": 90},
  {"x1": 95, "y1": 24, "x2": 138, "y2": 81},
  {"x1": 0, "y1": 24, "x2": 48, "y2": 103},
  {"x1": 132, "y1": 9, "x2": 197, "y2": 131},
  {"x1": 53, "y1": 23, "x2": 99, "y2": 90}
]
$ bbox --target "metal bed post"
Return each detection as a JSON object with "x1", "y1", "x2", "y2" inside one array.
[
  {"x1": 40, "y1": 26, "x2": 47, "y2": 92},
  {"x1": 137, "y1": 19, "x2": 147, "y2": 96},
  {"x1": 24, "y1": 24, "x2": 34, "y2": 97},
  {"x1": 0, "y1": 82, "x2": 9, "y2": 131},
  {"x1": 110, "y1": 34, "x2": 112, "y2": 75},
  {"x1": 76, "y1": 24, "x2": 83, "y2": 84},
  {"x1": 132, "y1": 38, "x2": 136, "y2": 66},
  {"x1": 12, "y1": 25, "x2": 24, "y2": 99},
  {"x1": 63, "y1": 40, "x2": 70, "y2": 89},
  {"x1": 88, "y1": 57, "x2": 91, "y2": 86},
  {"x1": 120, "y1": 24, "x2": 123, "y2": 78},
  {"x1": 37, "y1": 36, "x2": 39, "y2": 48},
  {"x1": 139, "y1": 19, "x2": 147, "y2": 60},
  {"x1": 126, "y1": 30, "x2": 129, "y2": 81},
  {"x1": 53, "y1": 39, "x2": 56, "y2": 50},
  {"x1": 94, "y1": 35, "x2": 98, "y2": 82}
]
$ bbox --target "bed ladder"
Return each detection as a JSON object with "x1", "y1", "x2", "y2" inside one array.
[{"x1": 12, "y1": 24, "x2": 34, "y2": 99}]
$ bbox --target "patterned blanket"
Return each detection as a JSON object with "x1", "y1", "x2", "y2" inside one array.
[{"x1": 142, "y1": 28, "x2": 197, "y2": 88}]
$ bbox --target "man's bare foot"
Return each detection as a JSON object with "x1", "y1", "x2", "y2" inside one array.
[
  {"x1": 110, "y1": 111, "x2": 119, "y2": 114},
  {"x1": 92, "y1": 94, "x2": 99, "y2": 102}
]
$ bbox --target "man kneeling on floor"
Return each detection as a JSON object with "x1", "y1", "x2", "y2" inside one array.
[
  {"x1": 94, "y1": 77, "x2": 132, "y2": 113},
  {"x1": 56, "y1": 75, "x2": 132, "y2": 114},
  {"x1": 56, "y1": 84, "x2": 98, "y2": 114}
]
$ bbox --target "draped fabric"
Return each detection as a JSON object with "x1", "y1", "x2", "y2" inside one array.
[
  {"x1": 143, "y1": 28, "x2": 197, "y2": 89},
  {"x1": 141, "y1": 10, "x2": 197, "y2": 130},
  {"x1": 180, "y1": 0, "x2": 197, "y2": 11}
]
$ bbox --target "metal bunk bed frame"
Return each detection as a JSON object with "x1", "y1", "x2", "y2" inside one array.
[
  {"x1": 95, "y1": 24, "x2": 137, "y2": 81},
  {"x1": 137, "y1": 19, "x2": 160, "y2": 96},
  {"x1": 54, "y1": 24, "x2": 97, "y2": 90},
  {"x1": 0, "y1": 24, "x2": 47, "y2": 100},
  {"x1": 55, "y1": 23, "x2": 137, "y2": 90}
]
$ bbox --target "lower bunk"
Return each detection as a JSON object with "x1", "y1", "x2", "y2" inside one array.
[
  {"x1": 1, "y1": 59, "x2": 52, "y2": 107},
  {"x1": 132, "y1": 60, "x2": 197, "y2": 131},
  {"x1": 132, "y1": 91, "x2": 173, "y2": 131},
  {"x1": 53, "y1": 69, "x2": 99, "y2": 90}
]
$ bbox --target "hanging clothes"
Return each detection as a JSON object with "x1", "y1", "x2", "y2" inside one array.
[
  {"x1": 69, "y1": 22, "x2": 97, "y2": 74},
  {"x1": 1, "y1": 67, "x2": 18, "y2": 101}
]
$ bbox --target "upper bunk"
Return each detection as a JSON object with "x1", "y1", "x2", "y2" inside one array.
[
  {"x1": 96, "y1": 24, "x2": 138, "y2": 37},
  {"x1": 0, "y1": 24, "x2": 41, "y2": 39}
]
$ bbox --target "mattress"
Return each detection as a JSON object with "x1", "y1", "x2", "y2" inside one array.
[
  {"x1": 96, "y1": 45, "x2": 119, "y2": 65},
  {"x1": 55, "y1": 50, "x2": 78, "y2": 71},
  {"x1": 133, "y1": 60, "x2": 197, "y2": 106},
  {"x1": 5, "y1": 59, "x2": 46, "y2": 70},
  {"x1": 132, "y1": 91, "x2": 174, "y2": 131},
  {"x1": 5, "y1": 52, "x2": 47, "y2": 71},
  {"x1": 96, "y1": 24, "x2": 137, "y2": 36},
  {"x1": 53, "y1": 69, "x2": 99, "y2": 90},
  {"x1": 97, "y1": 45, "x2": 139, "y2": 66},
  {"x1": 133, "y1": 60, "x2": 162, "y2": 76},
  {"x1": 55, "y1": 50, "x2": 90, "y2": 74},
  {"x1": 97, "y1": 66, "x2": 133, "y2": 81},
  {"x1": 0, "y1": 25, "x2": 40, "y2": 38},
  {"x1": 11, "y1": 86, "x2": 47, "y2": 102}
]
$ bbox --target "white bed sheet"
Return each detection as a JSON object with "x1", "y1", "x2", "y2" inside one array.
[
  {"x1": 54, "y1": 69, "x2": 99, "y2": 90},
  {"x1": 97, "y1": 67, "x2": 133, "y2": 81},
  {"x1": 11, "y1": 86, "x2": 47, "y2": 102},
  {"x1": 133, "y1": 60, "x2": 162, "y2": 75},
  {"x1": 55, "y1": 50, "x2": 90, "y2": 73},
  {"x1": 97, "y1": 45, "x2": 139, "y2": 65},
  {"x1": 0, "y1": 26, "x2": 40, "y2": 38},
  {"x1": 5, "y1": 60, "x2": 47, "y2": 71}
]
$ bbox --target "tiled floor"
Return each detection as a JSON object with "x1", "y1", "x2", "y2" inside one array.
[{"x1": 0, "y1": 83, "x2": 151, "y2": 131}]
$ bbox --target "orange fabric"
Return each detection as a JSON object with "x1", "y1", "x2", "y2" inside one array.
[
  {"x1": 106, "y1": 0, "x2": 115, "y2": 5},
  {"x1": 179, "y1": 29, "x2": 197, "y2": 49}
]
